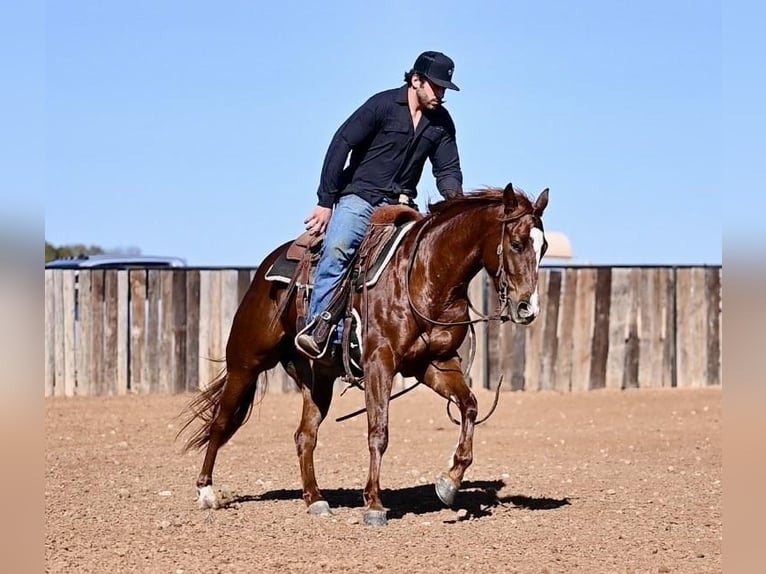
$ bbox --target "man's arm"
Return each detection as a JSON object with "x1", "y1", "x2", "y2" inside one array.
[
  {"x1": 430, "y1": 116, "x2": 463, "y2": 199},
  {"x1": 316, "y1": 99, "x2": 379, "y2": 208}
]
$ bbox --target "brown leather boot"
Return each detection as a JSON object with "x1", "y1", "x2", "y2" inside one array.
[
  {"x1": 295, "y1": 332, "x2": 322, "y2": 357},
  {"x1": 295, "y1": 313, "x2": 333, "y2": 359}
]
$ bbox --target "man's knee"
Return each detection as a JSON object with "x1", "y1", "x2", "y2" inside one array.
[{"x1": 330, "y1": 239, "x2": 356, "y2": 263}]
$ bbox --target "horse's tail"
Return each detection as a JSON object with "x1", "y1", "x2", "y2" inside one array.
[{"x1": 176, "y1": 365, "x2": 259, "y2": 453}]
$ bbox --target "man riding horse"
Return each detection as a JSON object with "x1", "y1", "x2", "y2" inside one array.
[
  {"x1": 180, "y1": 49, "x2": 551, "y2": 526},
  {"x1": 297, "y1": 50, "x2": 464, "y2": 359}
]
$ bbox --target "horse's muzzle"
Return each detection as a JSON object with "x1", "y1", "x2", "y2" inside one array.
[{"x1": 512, "y1": 300, "x2": 538, "y2": 325}]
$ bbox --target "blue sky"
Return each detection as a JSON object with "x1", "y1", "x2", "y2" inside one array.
[{"x1": 34, "y1": 1, "x2": 728, "y2": 265}]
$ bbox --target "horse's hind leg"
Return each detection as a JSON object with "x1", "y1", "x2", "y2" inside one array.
[
  {"x1": 292, "y1": 362, "x2": 336, "y2": 516},
  {"x1": 196, "y1": 360, "x2": 273, "y2": 508},
  {"x1": 361, "y1": 348, "x2": 397, "y2": 526},
  {"x1": 420, "y1": 357, "x2": 478, "y2": 507}
]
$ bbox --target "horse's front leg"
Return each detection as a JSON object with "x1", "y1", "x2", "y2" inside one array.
[
  {"x1": 362, "y1": 347, "x2": 396, "y2": 527},
  {"x1": 421, "y1": 357, "x2": 478, "y2": 506}
]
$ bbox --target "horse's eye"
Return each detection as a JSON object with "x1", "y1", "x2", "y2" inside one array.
[{"x1": 510, "y1": 240, "x2": 524, "y2": 253}]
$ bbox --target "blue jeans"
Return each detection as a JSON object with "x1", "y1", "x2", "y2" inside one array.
[{"x1": 308, "y1": 194, "x2": 388, "y2": 342}]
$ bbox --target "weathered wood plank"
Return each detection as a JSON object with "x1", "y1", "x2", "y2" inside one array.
[
  {"x1": 144, "y1": 270, "x2": 161, "y2": 393},
  {"x1": 539, "y1": 269, "x2": 562, "y2": 391},
  {"x1": 665, "y1": 270, "x2": 677, "y2": 388},
  {"x1": 637, "y1": 268, "x2": 672, "y2": 388},
  {"x1": 116, "y1": 271, "x2": 129, "y2": 395},
  {"x1": 171, "y1": 270, "x2": 188, "y2": 393},
  {"x1": 636, "y1": 268, "x2": 657, "y2": 388},
  {"x1": 90, "y1": 271, "x2": 105, "y2": 396},
  {"x1": 62, "y1": 271, "x2": 77, "y2": 397},
  {"x1": 523, "y1": 269, "x2": 549, "y2": 391},
  {"x1": 636, "y1": 268, "x2": 655, "y2": 388},
  {"x1": 237, "y1": 269, "x2": 252, "y2": 305},
  {"x1": 208, "y1": 271, "x2": 223, "y2": 365},
  {"x1": 44, "y1": 271, "x2": 55, "y2": 397},
  {"x1": 622, "y1": 269, "x2": 640, "y2": 389},
  {"x1": 605, "y1": 268, "x2": 632, "y2": 390},
  {"x1": 570, "y1": 268, "x2": 596, "y2": 393},
  {"x1": 589, "y1": 268, "x2": 612, "y2": 390},
  {"x1": 76, "y1": 271, "x2": 92, "y2": 396},
  {"x1": 554, "y1": 269, "x2": 578, "y2": 393},
  {"x1": 676, "y1": 268, "x2": 707, "y2": 388},
  {"x1": 221, "y1": 270, "x2": 239, "y2": 358},
  {"x1": 159, "y1": 271, "x2": 174, "y2": 393},
  {"x1": 509, "y1": 323, "x2": 527, "y2": 391},
  {"x1": 129, "y1": 270, "x2": 148, "y2": 394},
  {"x1": 185, "y1": 269, "x2": 201, "y2": 392},
  {"x1": 705, "y1": 267, "x2": 722, "y2": 387},
  {"x1": 198, "y1": 271, "x2": 213, "y2": 390},
  {"x1": 492, "y1": 320, "x2": 509, "y2": 391},
  {"x1": 52, "y1": 271, "x2": 65, "y2": 397},
  {"x1": 103, "y1": 270, "x2": 119, "y2": 395}
]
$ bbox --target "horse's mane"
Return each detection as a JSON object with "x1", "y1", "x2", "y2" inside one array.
[{"x1": 426, "y1": 186, "x2": 535, "y2": 219}]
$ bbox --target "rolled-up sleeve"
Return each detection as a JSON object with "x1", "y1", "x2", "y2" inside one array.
[
  {"x1": 430, "y1": 121, "x2": 463, "y2": 198},
  {"x1": 317, "y1": 100, "x2": 379, "y2": 208}
]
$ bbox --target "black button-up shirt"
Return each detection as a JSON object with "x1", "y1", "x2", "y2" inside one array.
[{"x1": 316, "y1": 85, "x2": 463, "y2": 208}]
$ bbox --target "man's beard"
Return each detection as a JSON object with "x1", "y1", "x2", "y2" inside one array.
[{"x1": 417, "y1": 88, "x2": 441, "y2": 109}]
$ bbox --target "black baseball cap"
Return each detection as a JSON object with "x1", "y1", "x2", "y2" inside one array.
[{"x1": 412, "y1": 51, "x2": 460, "y2": 91}]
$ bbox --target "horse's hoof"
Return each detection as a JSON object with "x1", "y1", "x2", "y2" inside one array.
[
  {"x1": 197, "y1": 485, "x2": 219, "y2": 509},
  {"x1": 307, "y1": 500, "x2": 333, "y2": 517},
  {"x1": 363, "y1": 510, "x2": 388, "y2": 527},
  {"x1": 435, "y1": 477, "x2": 458, "y2": 506}
]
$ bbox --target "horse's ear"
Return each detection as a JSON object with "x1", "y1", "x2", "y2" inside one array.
[
  {"x1": 534, "y1": 188, "x2": 549, "y2": 216},
  {"x1": 503, "y1": 182, "x2": 517, "y2": 216}
]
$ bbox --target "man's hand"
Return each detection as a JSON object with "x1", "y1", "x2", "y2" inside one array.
[{"x1": 304, "y1": 206, "x2": 332, "y2": 236}]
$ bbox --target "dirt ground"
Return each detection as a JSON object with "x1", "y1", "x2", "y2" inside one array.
[{"x1": 45, "y1": 385, "x2": 721, "y2": 574}]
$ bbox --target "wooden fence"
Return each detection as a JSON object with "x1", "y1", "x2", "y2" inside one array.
[{"x1": 44, "y1": 266, "x2": 721, "y2": 397}]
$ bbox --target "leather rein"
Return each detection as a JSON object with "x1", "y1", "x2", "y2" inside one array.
[
  {"x1": 335, "y1": 207, "x2": 525, "y2": 426},
  {"x1": 405, "y1": 209, "x2": 521, "y2": 328},
  {"x1": 403, "y1": 207, "x2": 526, "y2": 426}
]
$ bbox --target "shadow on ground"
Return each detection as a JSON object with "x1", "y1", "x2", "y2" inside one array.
[{"x1": 225, "y1": 479, "x2": 570, "y2": 521}]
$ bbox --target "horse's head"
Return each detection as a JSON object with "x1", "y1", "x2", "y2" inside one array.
[{"x1": 485, "y1": 183, "x2": 549, "y2": 325}]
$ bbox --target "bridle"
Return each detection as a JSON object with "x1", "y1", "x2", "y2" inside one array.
[
  {"x1": 405, "y1": 206, "x2": 524, "y2": 329},
  {"x1": 492, "y1": 213, "x2": 519, "y2": 323}
]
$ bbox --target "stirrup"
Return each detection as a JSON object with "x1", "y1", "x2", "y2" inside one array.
[
  {"x1": 294, "y1": 316, "x2": 334, "y2": 360},
  {"x1": 348, "y1": 308, "x2": 364, "y2": 376}
]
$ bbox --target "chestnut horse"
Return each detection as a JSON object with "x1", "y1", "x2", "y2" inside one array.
[{"x1": 180, "y1": 183, "x2": 549, "y2": 526}]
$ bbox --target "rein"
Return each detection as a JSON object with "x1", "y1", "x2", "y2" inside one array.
[
  {"x1": 335, "y1": 203, "x2": 522, "y2": 426},
  {"x1": 400, "y1": 206, "x2": 522, "y2": 426},
  {"x1": 405, "y1": 209, "x2": 520, "y2": 328}
]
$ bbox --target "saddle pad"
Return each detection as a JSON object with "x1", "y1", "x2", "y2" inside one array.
[
  {"x1": 264, "y1": 251, "x2": 310, "y2": 284},
  {"x1": 353, "y1": 221, "x2": 415, "y2": 290},
  {"x1": 264, "y1": 221, "x2": 416, "y2": 289}
]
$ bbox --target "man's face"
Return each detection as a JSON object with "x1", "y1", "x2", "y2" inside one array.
[{"x1": 414, "y1": 75, "x2": 445, "y2": 110}]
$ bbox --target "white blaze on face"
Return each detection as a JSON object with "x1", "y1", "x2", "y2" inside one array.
[
  {"x1": 530, "y1": 227, "x2": 545, "y2": 267},
  {"x1": 527, "y1": 227, "x2": 545, "y2": 317}
]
